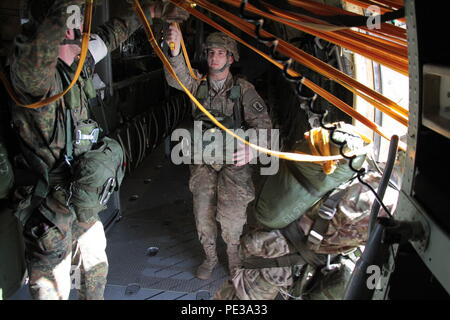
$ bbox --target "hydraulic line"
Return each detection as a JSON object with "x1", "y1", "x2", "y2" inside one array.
[
  {"x1": 134, "y1": 0, "x2": 378, "y2": 162},
  {"x1": 0, "y1": 0, "x2": 94, "y2": 109},
  {"x1": 189, "y1": 0, "x2": 408, "y2": 124}
]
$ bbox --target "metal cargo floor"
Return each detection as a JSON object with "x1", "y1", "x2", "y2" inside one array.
[{"x1": 105, "y1": 143, "x2": 230, "y2": 300}]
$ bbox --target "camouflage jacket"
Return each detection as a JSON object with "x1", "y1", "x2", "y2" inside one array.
[
  {"x1": 9, "y1": 0, "x2": 154, "y2": 183},
  {"x1": 165, "y1": 53, "x2": 273, "y2": 133}
]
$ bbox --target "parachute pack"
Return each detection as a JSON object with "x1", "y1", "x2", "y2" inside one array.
[{"x1": 255, "y1": 122, "x2": 369, "y2": 229}]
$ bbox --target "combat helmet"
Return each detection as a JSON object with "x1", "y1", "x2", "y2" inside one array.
[
  {"x1": 27, "y1": 0, "x2": 86, "y2": 24},
  {"x1": 204, "y1": 32, "x2": 239, "y2": 62}
]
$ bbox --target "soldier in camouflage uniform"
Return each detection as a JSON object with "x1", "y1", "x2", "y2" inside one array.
[
  {"x1": 7, "y1": 0, "x2": 188, "y2": 300},
  {"x1": 164, "y1": 26, "x2": 273, "y2": 279},
  {"x1": 214, "y1": 171, "x2": 399, "y2": 300}
]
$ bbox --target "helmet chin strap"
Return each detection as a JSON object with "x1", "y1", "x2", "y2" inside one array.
[
  {"x1": 60, "y1": 29, "x2": 82, "y2": 45},
  {"x1": 210, "y1": 62, "x2": 230, "y2": 74}
]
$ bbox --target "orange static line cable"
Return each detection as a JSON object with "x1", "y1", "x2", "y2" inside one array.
[
  {"x1": 221, "y1": 0, "x2": 407, "y2": 52},
  {"x1": 221, "y1": 0, "x2": 410, "y2": 118},
  {"x1": 376, "y1": 0, "x2": 404, "y2": 7},
  {"x1": 263, "y1": 2, "x2": 408, "y2": 58},
  {"x1": 250, "y1": 4, "x2": 407, "y2": 114},
  {"x1": 229, "y1": 0, "x2": 408, "y2": 49},
  {"x1": 287, "y1": 0, "x2": 406, "y2": 38},
  {"x1": 168, "y1": 0, "x2": 406, "y2": 152},
  {"x1": 0, "y1": 0, "x2": 94, "y2": 109},
  {"x1": 261, "y1": 3, "x2": 408, "y2": 73},
  {"x1": 344, "y1": 0, "x2": 393, "y2": 13},
  {"x1": 263, "y1": 0, "x2": 407, "y2": 50},
  {"x1": 193, "y1": 0, "x2": 409, "y2": 123},
  {"x1": 218, "y1": 0, "x2": 409, "y2": 114},
  {"x1": 286, "y1": 0, "x2": 406, "y2": 40},
  {"x1": 226, "y1": 0, "x2": 407, "y2": 46},
  {"x1": 132, "y1": 0, "x2": 369, "y2": 162},
  {"x1": 255, "y1": 0, "x2": 408, "y2": 61},
  {"x1": 348, "y1": 0, "x2": 402, "y2": 10},
  {"x1": 343, "y1": 0, "x2": 406, "y2": 23},
  {"x1": 340, "y1": 28, "x2": 407, "y2": 51},
  {"x1": 175, "y1": 23, "x2": 206, "y2": 81}
]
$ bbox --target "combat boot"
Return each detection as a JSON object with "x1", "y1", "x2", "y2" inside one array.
[
  {"x1": 196, "y1": 244, "x2": 218, "y2": 280},
  {"x1": 227, "y1": 244, "x2": 241, "y2": 276}
]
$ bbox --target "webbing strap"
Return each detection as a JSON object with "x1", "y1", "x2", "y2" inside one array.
[
  {"x1": 307, "y1": 188, "x2": 347, "y2": 251},
  {"x1": 66, "y1": 109, "x2": 73, "y2": 164},
  {"x1": 242, "y1": 253, "x2": 306, "y2": 269},
  {"x1": 281, "y1": 221, "x2": 326, "y2": 267}
]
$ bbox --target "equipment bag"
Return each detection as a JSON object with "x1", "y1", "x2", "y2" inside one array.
[
  {"x1": 70, "y1": 137, "x2": 125, "y2": 222},
  {"x1": 255, "y1": 123, "x2": 369, "y2": 229}
]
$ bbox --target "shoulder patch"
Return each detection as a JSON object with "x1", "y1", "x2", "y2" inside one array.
[{"x1": 252, "y1": 100, "x2": 265, "y2": 112}]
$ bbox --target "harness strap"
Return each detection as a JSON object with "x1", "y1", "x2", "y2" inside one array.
[
  {"x1": 243, "y1": 253, "x2": 306, "y2": 269},
  {"x1": 307, "y1": 188, "x2": 347, "y2": 251},
  {"x1": 194, "y1": 78, "x2": 244, "y2": 129},
  {"x1": 65, "y1": 108, "x2": 74, "y2": 165},
  {"x1": 281, "y1": 221, "x2": 326, "y2": 267}
]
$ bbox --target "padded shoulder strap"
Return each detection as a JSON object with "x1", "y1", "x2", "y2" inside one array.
[
  {"x1": 196, "y1": 80, "x2": 208, "y2": 101},
  {"x1": 231, "y1": 77, "x2": 245, "y2": 129}
]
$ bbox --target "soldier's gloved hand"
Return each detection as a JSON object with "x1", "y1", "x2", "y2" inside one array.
[
  {"x1": 166, "y1": 23, "x2": 182, "y2": 56},
  {"x1": 154, "y1": 0, "x2": 189, "y2": 23}
]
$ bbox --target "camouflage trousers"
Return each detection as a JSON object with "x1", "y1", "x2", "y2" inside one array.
[
  {"x1": 22, "y1": 188, "x2": 108, "y2": 300},
  {"x1": 214, "y1": 230, "x2": 294, "y2": 300},
  {"x1": 189, "y1": 164, "x2": 255, "y2": 250}
]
